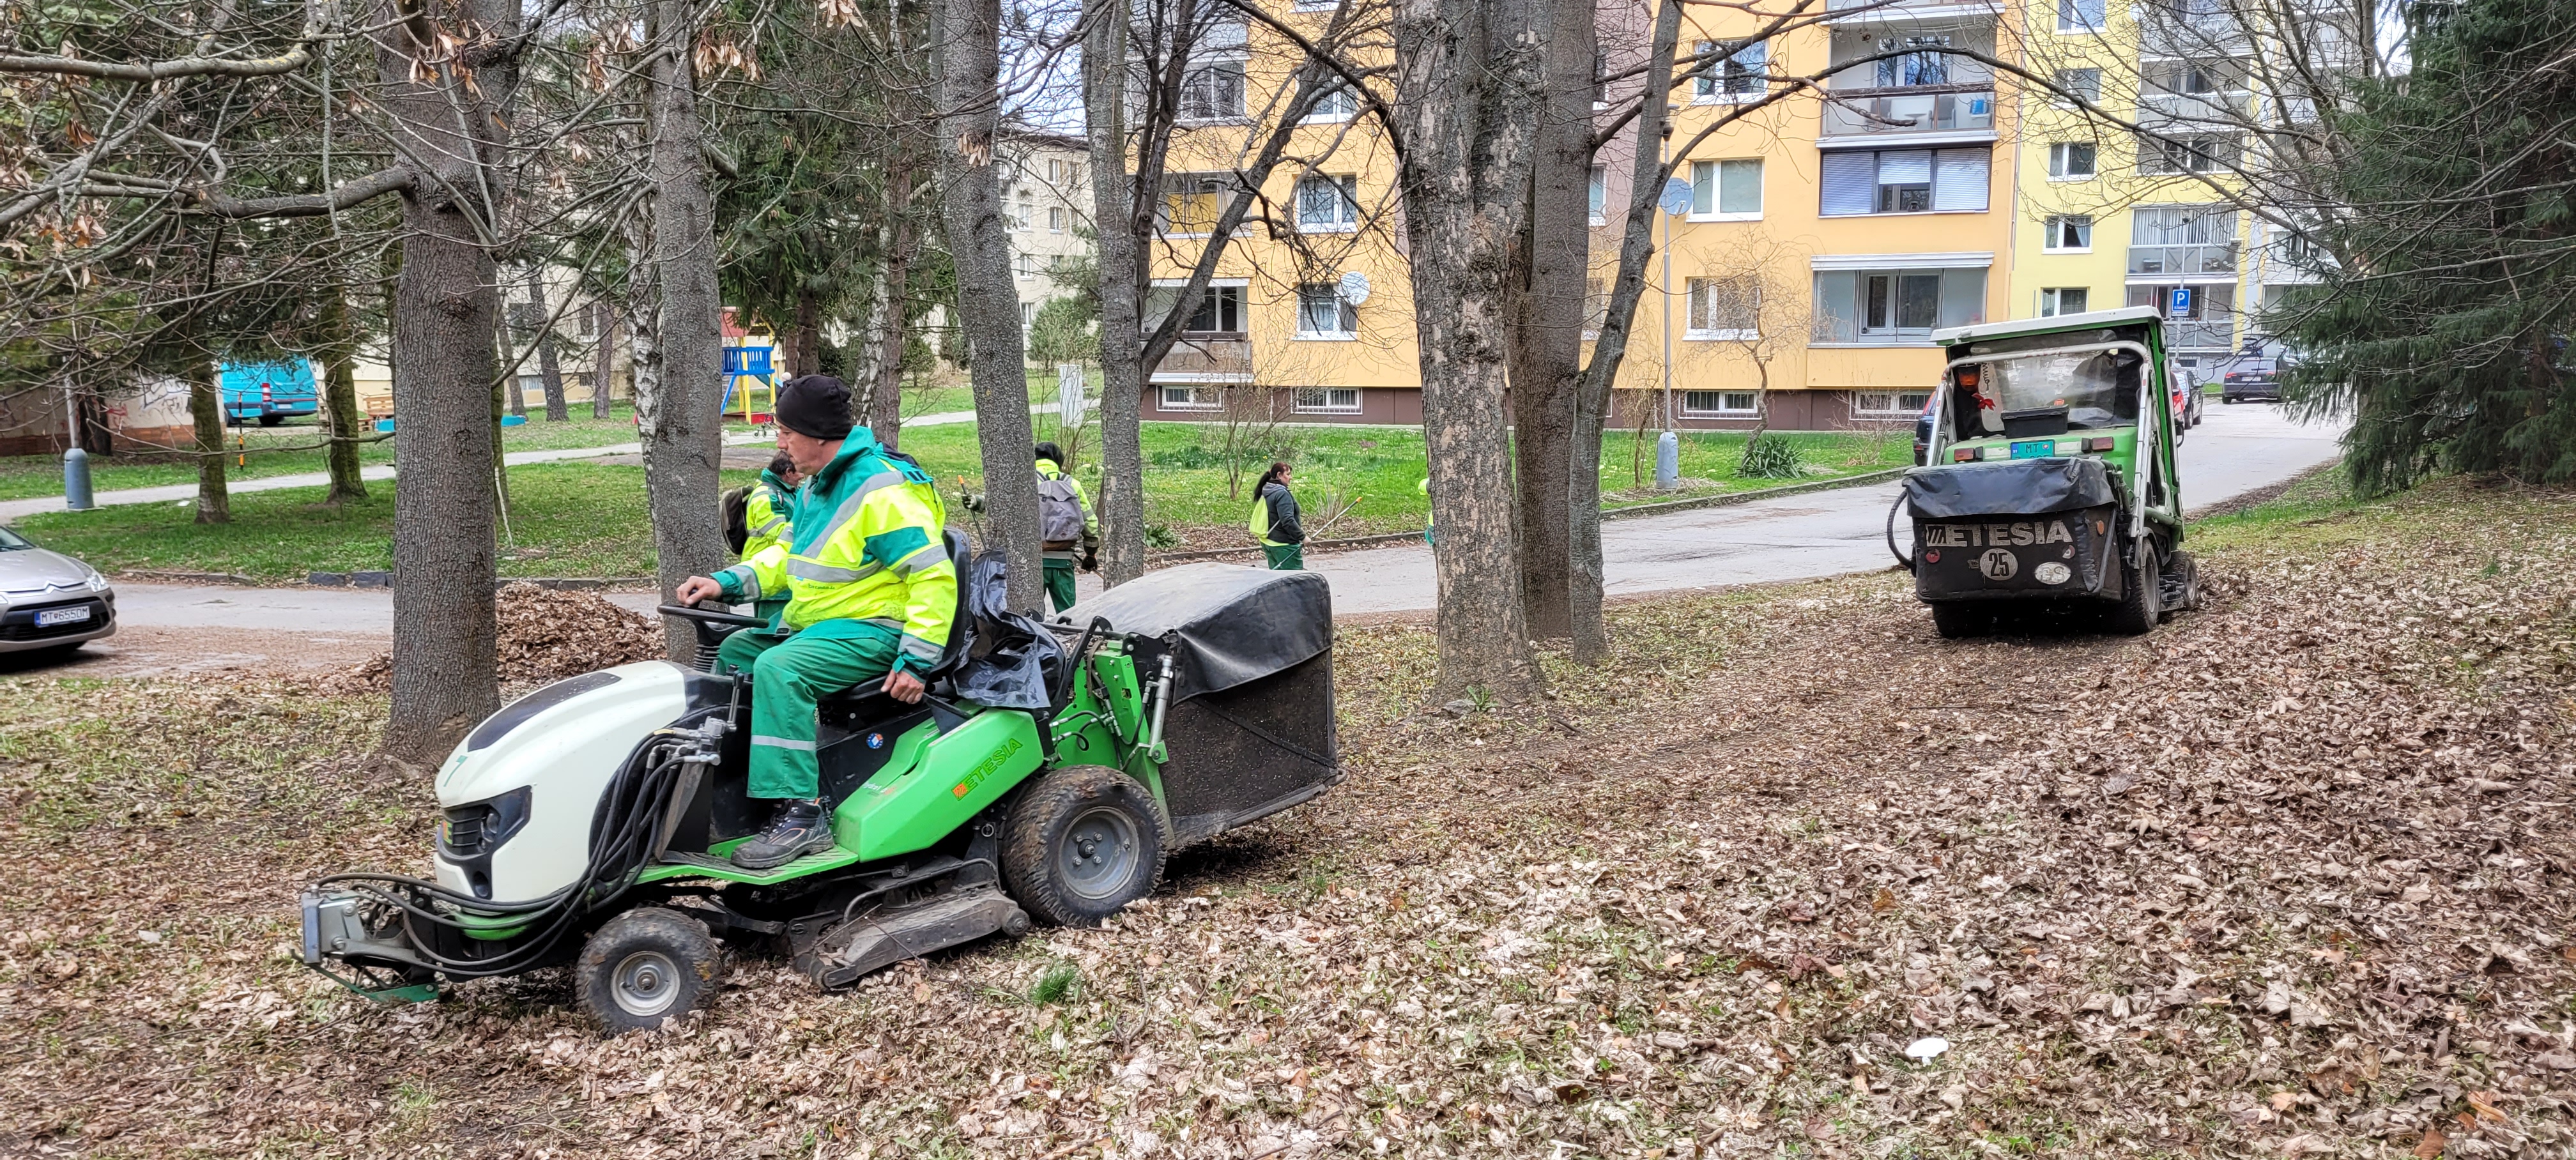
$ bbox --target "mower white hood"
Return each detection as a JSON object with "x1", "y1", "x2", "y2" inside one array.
[{"x1": 433, "y1": 660, "x2": 696, "y2": 903}]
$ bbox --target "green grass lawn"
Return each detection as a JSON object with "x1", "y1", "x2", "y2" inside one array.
[{"x1": 14, "y1": 416, "x2": 1910, "y2": 579}]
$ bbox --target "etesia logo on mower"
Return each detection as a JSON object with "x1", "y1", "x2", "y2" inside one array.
[
  {"x1": 1922, "y1": 519, "x2": 2076, "y2": 549},
  {"x1": 953, "y1": 738, "x2": 1025, "y2": 798}
]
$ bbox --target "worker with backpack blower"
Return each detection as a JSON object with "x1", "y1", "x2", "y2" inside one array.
[
  {"x1": 676, "y1": 375, "x2": 957, "y2": 871},
  {"x1": 1034, "y1": 441, "x2": 1098, "y2": 613}
]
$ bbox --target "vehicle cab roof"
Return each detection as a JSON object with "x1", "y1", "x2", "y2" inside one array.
[{"x1": 1931, "y1": 306, "x2": 2163, "y2": 349}]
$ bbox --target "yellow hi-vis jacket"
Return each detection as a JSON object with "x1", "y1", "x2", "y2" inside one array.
[
  {"x1": 715, "y1": 432, "x2": 956, "y2": 673},
  {"x1": 741, "y1": 469, "x2": 795, "y2": 561}
]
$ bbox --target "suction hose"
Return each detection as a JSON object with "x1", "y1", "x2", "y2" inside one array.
[
  {"x1": 313, "y1": 708, "x2": 727, "y2": 979},
  {"x1": 1886, "y1": 489, "x2": 1915, "y2": 571}
]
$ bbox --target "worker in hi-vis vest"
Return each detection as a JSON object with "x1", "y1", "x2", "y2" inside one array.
[
  {"x1": 1248, "y1": 461, "x2": 1304, "y2": 570},
  {"x1": 1034, "y1": 441, "x2": 1098, "y2": 613},
  {"x1": 675, "y1": 375, "x2": 956, "y2": 870}
]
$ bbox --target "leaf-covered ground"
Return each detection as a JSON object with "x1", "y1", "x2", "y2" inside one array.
[{"x1": 4, "y1": 474, "x2": 2574, "y2": 1159}]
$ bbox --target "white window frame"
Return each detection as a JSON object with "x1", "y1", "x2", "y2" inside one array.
[
  {"x1": 1158, "y1": 385, "x2": 1224, "y2": 411},
  {"x1": 1047, "y1": 206, "x2": 1066, "y2": 233},
  {"x1": 1680, "y1": 390, "x2": 1758, "y2": 416},
  {"x1": 2043, "y1": 214, "x2": 2094, "y2": 252},
  {"x1": 1691, "y1": 40, "x2": 1768, "y2": 103},
  {"x1": 1291, "y1": 0, "x2": 1337, "y2": 11},
  {"x1": 1589, "y1": 165, "x2": 1607, "y2": 226},
  {"x1": 2047, "y1": 142, "x2": 2097, "y2": 181},
  {"x1": 1295, "y1": 174, "x2": 1361, "y2": 233},
  {"x1": 1294, "y1": 284, "x2": 1359, "y2": 340},
  {"x1": 1688, "y1": 158, "x2": 1764, "y2": 222},
  {"x1": 1177, "y1": 57, "x2": 1248, "y2": 123},
  {"x1": 1853, "y1": 390, "x2": 1933, "y2": 415},
  {"x1": 1820, "y1": 148, "x2": 1989, "y2": 217},
  {"x1": 1303, "y1": 80, "x2": 1357, "y2": 123},
  {"x1": 2053, "y1": 68, "x2": 2103, "y2": 107},
  {"x1": 2057, "y1": 0, "x2": 2106, "y2": 33},
  {"x1": 2037, "y1": 286, "x2": 2090, "y2": 317},
  {"x1": 1292, "y1": 387, "x2": 1362, "y2": 413},
  {"x1": 1683, "y1": 277, "x2": 1761, "y2": 341}
]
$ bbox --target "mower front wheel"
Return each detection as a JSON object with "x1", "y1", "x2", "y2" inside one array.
[
  {"x1": 1002, "y1": 766, "x2": 1168, "y2": 927},
  {"x1": 575, "y1": 908, "x2": 723, "y2": 1034}
]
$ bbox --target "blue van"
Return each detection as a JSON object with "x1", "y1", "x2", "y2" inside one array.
[{"x1": 220, "y1": 358, "x2": 321, "y2": 426}]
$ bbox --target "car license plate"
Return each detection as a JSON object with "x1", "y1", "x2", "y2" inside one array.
[
  {"x1": 2009, "y1": 439, "x2": 2056, "y2": 459},
  {"x1": 35, "y1": 606, "x2": 89, "y2": 627}
]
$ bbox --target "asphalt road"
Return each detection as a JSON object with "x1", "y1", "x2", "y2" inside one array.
[{"x1": 54, "y1": 402, "x2": 2339, "y2": 676}]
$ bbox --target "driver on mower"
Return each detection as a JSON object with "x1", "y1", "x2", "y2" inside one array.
[{"x1": 674, "y1": 374, "x2": 955, "y2": 871}]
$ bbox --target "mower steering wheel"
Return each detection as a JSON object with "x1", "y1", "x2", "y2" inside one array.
[{"x1": 657, "y1": 603, "x2": 769, "y2": 629}]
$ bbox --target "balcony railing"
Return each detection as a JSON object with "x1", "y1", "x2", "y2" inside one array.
[
  {"x1": 1819, "y1": 85, "x2": 1996, "y2": 137},
  {"x1": 2166, "y1": 319, "x2": 2237, "y2": 351},
  {"x1": 1147, "y1": 335, "x2": 1252, "y2": 379},
  {"x1": 1828, "y1": 0, "x2": 2000, "y2": 13},
  {"x1": 2128, "y1": 243, "x2": 2238, "y2": 277}
]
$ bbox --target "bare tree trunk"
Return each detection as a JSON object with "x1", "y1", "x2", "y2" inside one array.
[
  {"x1": 495, "y1": 305, "x2": 525, "y2": 419},
  {"x1": 789, "y1": 289, "x2": 821, "y2": 379},
  {"x1": 1392, "y1": 0, "x2": 1547, "y2": 701},
  {"x1": 526, "y1": 265, "x2": 569, "y2": 421},
  {"x1": 372, "y1": 0, "x2": 513, "y2": 763},
  {"x1": 1505, "y1": 0, "x2": 1596, "y2": 643},
  {"x1": 1570, "y1": 0, "x2": 1683, "y2": 665},
  {"x1": 644, "y1": 0, "x2": 729, "y2": 656},
  {"x1": 318, "y1": 282, "x2": 369, "y2": 503},
  {"x1": 1087, "y1": 0, "x2": 1145, "y2": 589},
  {"x1": 187, "y1": 347, "x2": 231, "y2": 524},
  {"x1": 936, "y1": 0, "x2": 1039, "y2": 611},
  {"x1": 592, "y1": 300, "x2": 617, "y2": 418},
  {"x1": 857, "y1": 153, "x2": 914, "y2": 449}
]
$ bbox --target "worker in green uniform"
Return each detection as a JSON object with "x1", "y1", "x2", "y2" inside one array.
[
  {"x1": 1034, "y1": 442, "x2": 1098, "y2": 613},
  {"x1": 676, "y1": 375, "x2": 957, "y2": 870},
  {"x1": 739, "y1": 453, "x2": 802, "y2": 622},
  {"x1": 1248, "y1": 461, "x2": 1304, "y2": 570}
]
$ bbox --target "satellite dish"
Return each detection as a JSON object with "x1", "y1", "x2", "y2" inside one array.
[
  {"x1": 1337, "y1": 270, "x2": 1372, "y2": 305},
  {"x1": 1658, "y1": 176, "x2": 1694, "y2": 216}
]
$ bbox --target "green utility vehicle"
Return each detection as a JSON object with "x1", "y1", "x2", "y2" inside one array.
[
  {"x1": 300, "y1": 543, "x2": 1339, "y2": 1030},
  {"x1": 1894, "y1": 306, "x2": 2201, "y2": 637}
]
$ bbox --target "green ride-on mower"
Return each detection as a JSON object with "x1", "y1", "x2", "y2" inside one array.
[
  {"x1": 298, "y1": 544, "x2": 1340, "y2": 1031},
  {"x1": 1892, "y1": 306, "x2": 2202, "y2": 638}
]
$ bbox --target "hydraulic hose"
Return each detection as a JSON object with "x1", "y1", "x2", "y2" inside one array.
[
  {"x1": 1886, "y1": 489, "x2": 1915, "y2": 571},
  {"x1": 314, "y1": 707, "x2": 727, "y2": 979}
]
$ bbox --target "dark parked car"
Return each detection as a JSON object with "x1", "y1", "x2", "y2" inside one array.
[
  {"x1": 2221, "y1": 356, "x2": 2287, "y2": 404},
  {"x1": 1913, "y1": 390, "x2": 1937, "y2": 464}
]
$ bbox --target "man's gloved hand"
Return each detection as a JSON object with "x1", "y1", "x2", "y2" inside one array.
[{"x1": 1081, "y1": 546, "x2": 1098, "y2": 572}]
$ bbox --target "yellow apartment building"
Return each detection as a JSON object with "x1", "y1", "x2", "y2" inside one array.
[{"x1": 1137, "y1": 0, "x2": 2295, "y2": 429}]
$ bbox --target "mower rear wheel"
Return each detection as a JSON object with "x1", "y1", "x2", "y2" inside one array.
[
  {"x1": 1002, "y1": 766, "x2": 1167, "y2": 927},
  {"x1": 2108, "y1": 542, "x2": 2162, "y2": 635},
  {"x1": 1929, "y1": 602, "x2": 1990, "y2": 639},
  {"x1": 576, "y1": 908, "x2": 722, "y2": 1033}
]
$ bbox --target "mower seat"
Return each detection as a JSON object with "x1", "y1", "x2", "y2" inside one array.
[{"x1": 812, "y1": 528, "x2": 976, "y2": 714}]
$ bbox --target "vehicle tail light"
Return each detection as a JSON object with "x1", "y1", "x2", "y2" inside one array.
[
  {"x1": 2082, "y1": 436, "x2": 2116, "y2": 452},
  {"x1": 1952, "y1": 448, "x2": 1978, "y2": 462}
]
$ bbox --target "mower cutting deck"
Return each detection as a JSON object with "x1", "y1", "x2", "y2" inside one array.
[{"x1": 300, "y1": 551, "x2": 1338, "y2": 1031}]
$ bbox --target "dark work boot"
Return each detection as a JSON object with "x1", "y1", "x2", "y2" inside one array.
[{"x1": 732, "y1": 798, "x2": 836, "y2": 869}]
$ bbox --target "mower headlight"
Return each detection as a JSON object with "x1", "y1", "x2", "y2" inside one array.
[{"x1": 439, "y1": 786, "x2": 533, "y2": 861}]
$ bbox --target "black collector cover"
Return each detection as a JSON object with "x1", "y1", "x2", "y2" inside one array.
[
  {"x1": 1903, "y1": 456, "x2": 2119, "y2": 519},
  {"x1": 1061, "y1": 563, "x2": 1338, "y2": 847}
]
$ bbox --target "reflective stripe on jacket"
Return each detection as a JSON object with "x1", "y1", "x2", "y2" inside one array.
[
  {"x1": 741, "y1": 470, "x2": 795, "y2": 562},
  {"x1": 715, "y1": 434, "x2": 956, "y2": 673}
]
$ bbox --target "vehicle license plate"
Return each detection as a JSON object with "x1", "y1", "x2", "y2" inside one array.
[
  {"x1": 2009, "y1": 439, "x2": 2056, "y2": 459},
  {"x1": 35, "y1": 606, "x2": 90, "y2": 627}
]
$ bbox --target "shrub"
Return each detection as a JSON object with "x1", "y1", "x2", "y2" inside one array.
[{"x1": 1739, "y1": 434, "x2": 1804, "y2": 479}]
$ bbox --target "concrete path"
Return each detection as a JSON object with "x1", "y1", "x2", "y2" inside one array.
[
  {"x1": 0, "y1": 404, "x2": 1052, "y2": 523},
  {"x1": 1313, "y1": 401, "x2": 2344, "y2": 614},
  {"x1": 96, "y1": 403, "x2": 2339, "y2": 639}
]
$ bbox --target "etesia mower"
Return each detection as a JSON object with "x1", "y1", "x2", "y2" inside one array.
[
  {"x1": 299, "y1": 544, "x2": 1339, "y2": 1031},
  {"x1": 1892, "y1": 305, "x2": 2203, "y2": 638}
]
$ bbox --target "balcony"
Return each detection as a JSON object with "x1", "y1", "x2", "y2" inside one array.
[
  {"x1": 1147, "y1": 334, "x2": 1252, "y2": 381},
  {"x1": 1819, "y1": 85, "x2": 1996, "y2": 139},
  {"x1": 1826, "y1": 0, "x2": 2004, "y2": 20},
  {"x1": 2166, "y1": 318, "x2": 2236, "y2": 351},
  {"x1": 2128, "y1": 243, "x2": 2237, "y2": 278}
]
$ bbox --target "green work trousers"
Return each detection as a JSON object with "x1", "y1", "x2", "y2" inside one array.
[
  {"x1": 716, "y1": 623, "x2": 903, "y2": 800},
  {"x1": 1043, "y1": 558, "x2": 1078, "y2": 613},
  {"x1": 1262, "y1": 544, "x2": 1305, "y2": 570}
]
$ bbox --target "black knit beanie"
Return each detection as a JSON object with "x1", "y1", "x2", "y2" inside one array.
[{"x1": 775, "y1": 374, "x2": 855, "y2": 441}]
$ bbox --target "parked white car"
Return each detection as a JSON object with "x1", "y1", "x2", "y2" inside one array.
[{"x1": 0, "y1": 527, "x2": 115, "y2": 653}]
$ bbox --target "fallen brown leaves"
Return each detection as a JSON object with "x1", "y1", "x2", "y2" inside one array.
[
  {"x1": 3, "y1": 477, "x2": 2574, "y2": 1158},
  {"x1": 334, "y1": 583, "x2": 667, "y2": 694}
]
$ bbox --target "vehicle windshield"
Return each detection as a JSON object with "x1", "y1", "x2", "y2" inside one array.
[
  {"x1": 1954, "y1": 348, "x2": 2141, "y2": 436},
  {"x1": 0, "y1": 527, "x2": 29, "y2": 551}
]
